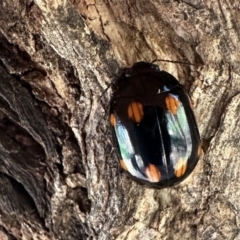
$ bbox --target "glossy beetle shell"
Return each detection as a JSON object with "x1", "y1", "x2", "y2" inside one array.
[{"x1": 110, "y1": 62, "x2": 201, "y2": 188}]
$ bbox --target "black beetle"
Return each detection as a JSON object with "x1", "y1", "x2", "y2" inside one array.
[{"x1": 109, "y1": 62, "x2": 201, "y2": 188}]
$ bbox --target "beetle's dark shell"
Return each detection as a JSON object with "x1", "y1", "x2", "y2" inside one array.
[{"x1": 110, "y1": 62, "x2": 201, "y2": 188}]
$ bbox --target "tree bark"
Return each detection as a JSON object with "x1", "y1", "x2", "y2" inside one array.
[{"x1": 0, "y1": 0, "x2": 240, "y2": 239}]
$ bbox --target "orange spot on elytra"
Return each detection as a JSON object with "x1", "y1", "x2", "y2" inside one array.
[
  {"x1": 165, "y1": 95, "x2": 180, "y2": 115},
  {"x1": 110, "y1": 114, "x2": 116, "y2": 126},
  {"x1": 127, "y1": 102, "x2": 144, "y2": 123},
  {"x1": 120, "y1": 160, "x2": 128, "y2": 171},
  {"x1": 145, "y1": 164, "x2": 161, "y2": 182},
  {"x1": 174, "y1": 158, "x2": 187, "y2": 177}
]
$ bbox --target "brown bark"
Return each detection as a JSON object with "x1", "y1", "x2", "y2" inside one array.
[{"x1": 0, "y1": 0, "x2": 239, "y2": 239}]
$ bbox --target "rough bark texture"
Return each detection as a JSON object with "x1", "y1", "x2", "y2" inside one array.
[{"x1": 0, "y1": 0, "x2": 240, "y2": 239}]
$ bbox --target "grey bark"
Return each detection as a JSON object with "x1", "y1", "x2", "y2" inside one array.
[{"x1": 0, "y1": 0, "x2": 240, "y2": 239}]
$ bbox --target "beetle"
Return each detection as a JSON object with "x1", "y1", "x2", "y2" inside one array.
[{"x1": 109, "y1": 62, "x2": 201, "y2": 188}]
